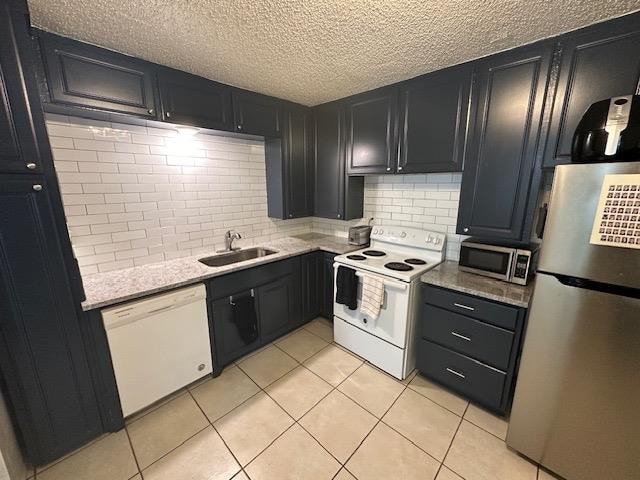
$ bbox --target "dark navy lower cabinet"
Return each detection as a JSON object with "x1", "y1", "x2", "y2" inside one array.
[
  {"x1": 0, "y1": 177, "x2": 103, "y2": 464},
  {"x1": 320, "y1": 252, "x2": 336, "y2": 319},
  {"x1": 417, "y1": 284, "x2": 526, "y2": 415},
  {"x1": 207, "y1": 257, "x2": 302, "y2": 367},
  {"x1": 301, "y1": 252, "x2": 322, "y2": 322}
]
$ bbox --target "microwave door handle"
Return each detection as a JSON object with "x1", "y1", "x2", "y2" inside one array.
[{"x1": 354, "y1": 272, "x2": 408, "y2": 291}]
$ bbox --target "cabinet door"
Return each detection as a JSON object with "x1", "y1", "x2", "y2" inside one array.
[
  {"x1": 210, "y1": 289, "x2": 260, "y2": 365},
  {"x1": 0, "y1": 177, "x2": 101, "y2": 464},
  {"x1": 158, "y1": 70, "x2": 233, "y2": 130},
  {"x1": 0, "y1": 2, "x2": 42, "y2": 173},
  {"x1": 39, "y1": 32, "x2": 157, "y2": 118},
  {"x1": 301, "y1": 252, "x2": 321, "y2": 322},
  {"x1": 233, "y1": 91, "x2": 282, "y2": 136},
  {"x1": 457, "y1": 43, "x2": 552, "y2": 241},
  {"x1": 313, "y1": 103, "x2": 344, "y2": 219},
  {"x1": 320, "y1": 253, "x2": 336, "y2": 319},
  {"x1": 543, "y1": 14, "x2": 640, "y2": 168},
  {"x1": 285, "y1": 106, "x2": 313, "y2": 218},
  {"x1": 346, "y1": 87, "x2": 398, "y2": 174},
  {"x1": 258, "y1": 275, "x2": 295, "y2": 343},
  {"x1": 398, "y1": 64, "x2": 472, "y2": 173}
]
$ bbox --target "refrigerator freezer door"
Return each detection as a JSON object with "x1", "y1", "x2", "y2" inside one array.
[
  {"x1": 538, "y1": 162, "x2": 640, "y2": 288},
  {"x1": 506, "y1": 273, "x2": 640, "y2": 480}
]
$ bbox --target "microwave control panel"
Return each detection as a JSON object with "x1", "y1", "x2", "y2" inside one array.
[{"x1": 590, "y1": 174, "x2": 640, "y2": 250}]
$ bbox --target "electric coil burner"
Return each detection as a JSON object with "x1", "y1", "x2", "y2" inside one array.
[
  {"x1": 404, "y1": 258, "x2": 427, "y2": 265},
  {"x1": 346, "y1": 254, "x2": 366, "y2": 261},
  {"x1": 362, "y1": 250, "x2": 386, "y2": 257},
  {"x1": 384, "y1": 262, "x2": 413, "y2": 272}
]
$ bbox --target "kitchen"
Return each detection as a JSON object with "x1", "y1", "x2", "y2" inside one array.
[{"x1": 0, "y1": 1, "x2": 639, "y2": 479}]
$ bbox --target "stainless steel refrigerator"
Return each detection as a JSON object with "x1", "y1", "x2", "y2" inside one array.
[{"x1": 506, "y1": 161, "x2": 640, "y2": 480}]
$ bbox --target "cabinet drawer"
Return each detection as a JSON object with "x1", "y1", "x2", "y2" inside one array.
[
  {"x1": 421, "y1": 304, "x2": 514, "y2": 370},
  {"x1": 417, "y1": 339, "x2": 506, "y2": 411},
  {"x1": 422, "y1": 285, "x2": 519, "y2": 330}
]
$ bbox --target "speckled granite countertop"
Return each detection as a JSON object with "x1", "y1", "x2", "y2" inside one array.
[
  {"x1": 82, "y1": 234, "x2": 360, "y2": 311},
  {"x1": 420, "y1": 260, "x2": 534, "y2": 308}
]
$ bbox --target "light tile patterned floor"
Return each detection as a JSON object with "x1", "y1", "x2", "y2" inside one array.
[{"x1": 32, "y1": 317, "x2": 562, "y2": 480}]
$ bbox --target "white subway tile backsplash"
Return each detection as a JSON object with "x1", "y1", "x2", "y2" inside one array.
[{"x1": 48, "y1": 116, "x2": 464, "y2": 275}]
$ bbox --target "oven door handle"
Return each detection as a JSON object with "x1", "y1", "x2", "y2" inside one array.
[{"x1": 354, "y1": 271, "x2": 408, "y2": 291}]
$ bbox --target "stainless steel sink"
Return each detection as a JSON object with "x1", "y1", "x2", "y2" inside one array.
[{"x1": 198, "y1": 247, "x2": 277, "y2": 267}]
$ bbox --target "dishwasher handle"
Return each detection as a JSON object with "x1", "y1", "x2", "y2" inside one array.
[{"x1": 103, "y1": 285, "x2": 206, "y2": 330}]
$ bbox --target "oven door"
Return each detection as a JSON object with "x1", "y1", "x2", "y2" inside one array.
[
  {"x1": 333, "y1": 266, "x2": 410, "y2": 348},
  {"x1": 458, "y1": 242, "x2": 515, "y2": 281}
]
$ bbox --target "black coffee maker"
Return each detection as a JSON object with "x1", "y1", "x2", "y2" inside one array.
[{"x1": 572, "y1": 94, "x2": 640, "y2": 163}]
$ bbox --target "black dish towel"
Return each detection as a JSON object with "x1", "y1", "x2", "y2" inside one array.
[
  {"x1": 231, "y1": 294, "x2": 259, "y2": 344},
  {"x1": 336, "y1": 265, "x2": 358, "y2": 310}
]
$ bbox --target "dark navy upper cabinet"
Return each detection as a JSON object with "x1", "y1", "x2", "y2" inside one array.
[
  {"x1": 313, "y1": 102, "x2": 364, "y2": 220},
  {"x1": 233, "y1": 90, "x2": 282, "y2": 137},
  {"x1": 345, "y1": 86, "x2": 399, "y2": 174},
  {"x1": 397, "y1": 64, "x2": 472, "y2": 173},
  {"x1": 0, "y1": 2, "x2": 42, "y2": 173},
  {"x1": 457, "y1": 42, "x2": 553, "y2": 242},
  {"x1": 158, "y1": 69, "x2": 233, "y2": 130},
  {"x1": 265, "y1": 105, "x2": 313, "y2": 219},
  {"x1": 542, "y1": 13, "x2": 640, "y2": 168},
  {"x1": 0, "y1": 177, "x2": 102, "y2": 464},
  {"x1": 38, "y1": 31, "x2": 158, "y2": 118}
]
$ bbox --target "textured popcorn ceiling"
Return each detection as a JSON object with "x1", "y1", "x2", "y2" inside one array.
[{"x1": 28, "y1": 0, "x2": 640, "y2": 106}]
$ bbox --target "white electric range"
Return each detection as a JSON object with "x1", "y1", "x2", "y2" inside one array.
[{"x1": 333, "y1": 227, "x2": 446, "y2": 380}]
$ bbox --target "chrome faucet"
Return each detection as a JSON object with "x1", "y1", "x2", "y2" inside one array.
[{"x1": 223, "y1": 230, "x2": 242, "y2": 251}]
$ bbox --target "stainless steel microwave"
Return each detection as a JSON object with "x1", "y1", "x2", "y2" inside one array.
[{"x1": 458, "y1": 240, "x2": 540, "y2": 285}]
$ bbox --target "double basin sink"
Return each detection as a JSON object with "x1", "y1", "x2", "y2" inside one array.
[{"x1": 198, "y1": 247, "x2": 277, "y2": 267}]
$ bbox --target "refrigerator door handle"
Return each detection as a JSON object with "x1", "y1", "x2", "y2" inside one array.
[{"x1": 541, "y1": 272, "x2": 640, "y2": 299}]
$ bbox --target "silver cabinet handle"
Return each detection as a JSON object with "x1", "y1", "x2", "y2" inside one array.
[
  {"x1": 386, "y1": 167, "x2": 391, "y2": 171},
  {"x1": 147, "y1": 108, "x2": 154, "y2": 115},
  {"x1": 32, "y1": 184, "x2": 42, "y2": 191},
  {"x1": 451, "y1": 331, "x2": 471, "y2": 342},
  {"x1": 337, "y1": 213, "x2": 341, "y2": 218},
  {"x1": 453, "y1": 302, "x2": 475, "y2": 311},
  {"x1": 463, "y1": 227, "x2": 469, "y2": 233},
  {"x1": 26, "y1": 163, "x2": 37, "y2": 170},
  {"x1": 197, "y1": 363, "x2": 206, "y2": 371},
  {"x1": 237, "y1": 125, "x2": 242, "y2": 130},
  {"x1": 446, "y1": 367, "x2": 466, "y2": 379},
  {"x1": 398, "y1": 166, "x2": 403, "y2": 171}
]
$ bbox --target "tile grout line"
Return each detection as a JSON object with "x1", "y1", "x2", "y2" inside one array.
[
  {"x1": 433, "y1": 402, "x2": 469, "y2": 480},
  {"x1": 123, "y1": 425, "x2": 143, "y2": 478},
  {"x1": 186, "y1": 389, "x2": 250, "y2": 480}
]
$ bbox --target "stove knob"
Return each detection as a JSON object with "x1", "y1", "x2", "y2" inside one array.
[
  {"x1": 379, "y1": 229, "x2": 384, "y2": 235},
  {"x1": 434, "y1": 237, "x2": 441, "y2": 245},
  {"x1": 400, "y1": 232, "x2": 407, "y2": 238},
  {"x1": 426, "y1": 235, "x2": 433, "y2": 243},
  {"x1": 373, "y1": 229, "x2": 378, "y2": 234}
]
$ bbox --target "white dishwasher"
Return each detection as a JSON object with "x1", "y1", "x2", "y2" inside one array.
[{"x1": 102, "y1": 284, "x2": 212, "y2": 417}]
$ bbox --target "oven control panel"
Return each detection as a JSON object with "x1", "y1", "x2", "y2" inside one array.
[{"x1": 371, "y1": 227, "x2": 446, "y2": 250}]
